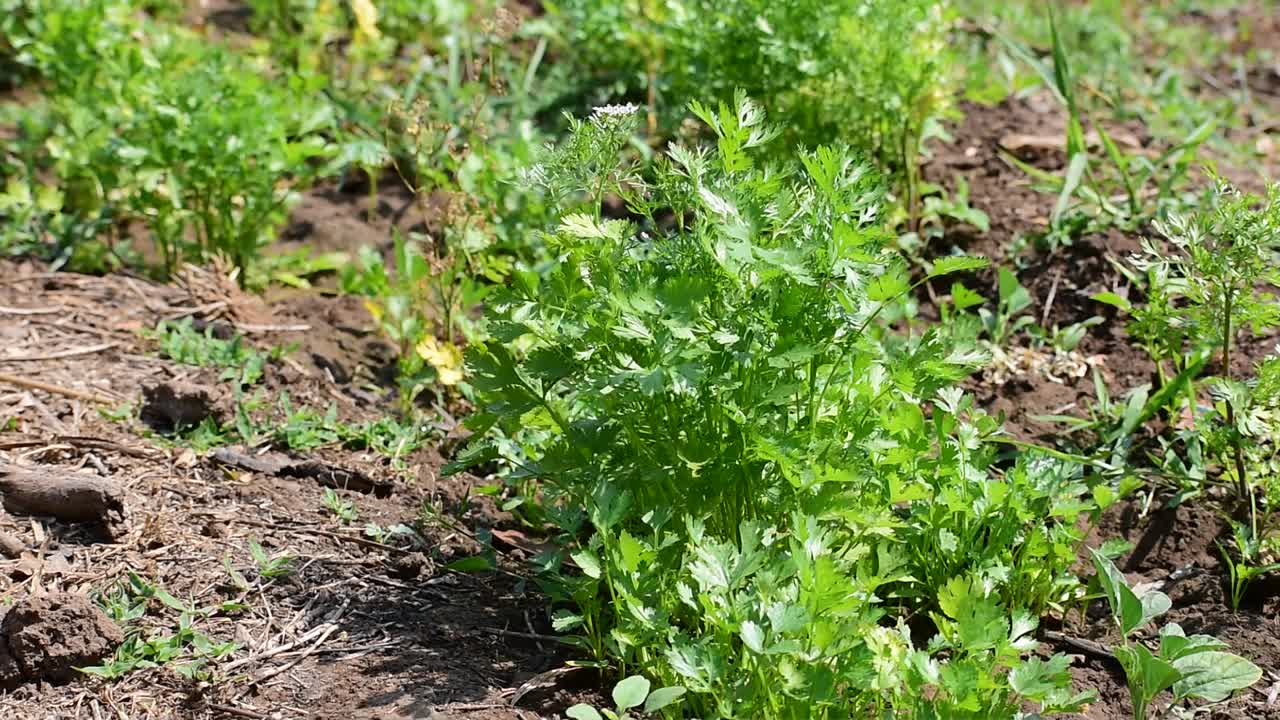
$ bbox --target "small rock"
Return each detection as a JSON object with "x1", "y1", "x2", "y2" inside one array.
[
  {"x1": 139, "y1": 380, "x2": 229, "y2": 432},
  {"x1": 0, "y1": 593, "x2": 124, "y2": 689}
]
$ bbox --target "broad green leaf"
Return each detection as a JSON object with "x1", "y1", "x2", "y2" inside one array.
[
  {"x1": 643, "y1": 686, "x2": 687, "y2": 713},
  {"x1": 1139, "y1": 588, "x2": 1172, "y2": 628},
  {"x1": 1090, "y1": 550, "x2": 1146, "y2": 636},
  {"x1": 1172, "y1": 651, "x2": 1262, "y2": 702},
  {"x1": 566, "y1": 704, "x2": 603, "y2": 720},
  {"x1": 612, "y1": 675, "x2": 650, "y2": 710},
  {"x1": 445, "y1": 556, "x2": 493, "y2": 573},
  {"x1": 1115, "y1": 644, "x2": 1180, "y2": 701},
  {"x1": 1158, "y1": 623, "x2": 1226, "y2": 661},
  {"x1": 1091, "y1": 292, "x2": 1132, "y2": 312}
]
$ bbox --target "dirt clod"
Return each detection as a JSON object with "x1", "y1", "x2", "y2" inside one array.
[
  {"x1": 140, "y1": 380, "x2": 229, "y2": 432},
  {"x1": 387, "y1": 552, "x2": 431, "y2": 580},
  {"x1": 0, "y1": 593, "x2": 124, "y2": 689}
]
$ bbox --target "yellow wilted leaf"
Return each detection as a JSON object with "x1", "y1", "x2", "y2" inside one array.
[
  {"x1": 350, "y1": 0, "x2": 380, "y2": 40},
  {"x1": 363, "y1": 299, "x2": 385, "y2": 325},
  {"x1": 416, "y1": 336, "x2": 464, "y2": 386}
]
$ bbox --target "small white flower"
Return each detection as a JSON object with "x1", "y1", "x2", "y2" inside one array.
[{"x1": 592, "y1": 103, "x2": 640, "y2": 119}]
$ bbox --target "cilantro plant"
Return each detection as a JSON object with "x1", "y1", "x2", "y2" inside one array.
[
  {"x1": 1091, "y1": 550, "x2": 1262, "y2": 718},
  {"x1": 458, "y1": 98, "x2": 1094, "y2": 717}
]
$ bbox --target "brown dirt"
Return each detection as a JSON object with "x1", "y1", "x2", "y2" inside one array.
[
  {"x1": 140, "y1": 380, "x2": 232, "y2": 432},
  {"x1": 0, "y1": 593, "x2": 124, "y2": 689},
  {"x1": 925, "y1": 94, "x2": 1157, "y2": 441},
  {"x1": 0, "y1": 259, "x2": 584, "y2": 719}
]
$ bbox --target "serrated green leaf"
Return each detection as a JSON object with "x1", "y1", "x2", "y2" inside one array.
[
  {"x1": 929, "y1": 255, "x2": 988, "y2": 278},
  {"x1": 740, "y1": 620, "x2": 765, "y2": 653},
  {"x1": 867, "y1": 269, "x2": 909, "y2": 302},
  {"x1": 571, "y1": 549, "x2": 602, "y2": 579},
  {"x1": 951, "y1": 282, "x2": 986, "y2": 310}
]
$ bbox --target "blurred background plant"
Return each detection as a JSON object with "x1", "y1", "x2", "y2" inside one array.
[{"x1": 542, "y1": 0, "x2": 957, "y2": 223}]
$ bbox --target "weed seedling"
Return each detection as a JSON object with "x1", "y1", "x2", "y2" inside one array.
[
  {"x1": 566, "y1": 675, "x2": 686, "y2": 720},
  {"x1": 84, "y1": 572, "x2": 238, "y2": 681},
  {"x1": 322, "y1": 488, "x2": 358, "y2": 524},
  {"x1": 1091, "y1": 549, "x2": 1261, "y2": 718},
  {"x1": 1218, "y1": 521, "x2": 1280, "y2": 611},
  {"x1": 248, "y1": 539, "x2": 295, "y2": 580},
  {"x1": 150, "y1": 319, "x2": 283, "y2": 388}
]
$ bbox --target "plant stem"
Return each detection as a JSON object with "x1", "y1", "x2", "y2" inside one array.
[{"x1": 1221, "y1": 288, "x2": 1252, "y2": 527}]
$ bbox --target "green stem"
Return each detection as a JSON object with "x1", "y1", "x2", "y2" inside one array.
[{"x1": 1221, "y1": 289, "x2": 1253, "y2": 530}]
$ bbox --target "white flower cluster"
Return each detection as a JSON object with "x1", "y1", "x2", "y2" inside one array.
[
  {"x1": 590, "y1": 103, "x2": 640, "y2": 129},
  {"x1": 592, "y1": 103, "x2": 640, "y2": 119}
]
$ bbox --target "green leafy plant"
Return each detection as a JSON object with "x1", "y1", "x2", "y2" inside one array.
[
  {"x1": 979, "y1": 267, "x2": 1035, "y2": 347},
  {"x1": 1090, "y1": 549, "x2": 1262, "y2": 718},
  {"x1": 5, "y1": 0, "x2": 332, "y2": 280},
  {"x1": 567, "y1": 675, "x2": 686, "y2": 720},
  {"x1": 999, "y1": 11, "x2": 1216, "y2": 246},
  {"x1": 340, "y1": 235, "x2": 468, "y2": 411},
  {"x1": 322, "y1": 488, "x2": 358, "y2": 524},
  {"x1": 457, "y1": 97, "x2": 1093, "y2": 718},
  {"x1": 1097, "y1": 181, "x2": 1280, "y2": 523},
  {"x1": 84, "y1": 572, "x2": 238, "y2": 681},
  {"x1": 150, "y1": 319, "x2": 284, "y2": 388},
  {"x1": 248, "y1": 539, "x2": 295, "y2": 580},
  {"x1": 1218, "y1": 520, "x2": 1280, "y2": 611},
  {"x1": 546, "y1": 0, "x2": 954, "y2": 219}
]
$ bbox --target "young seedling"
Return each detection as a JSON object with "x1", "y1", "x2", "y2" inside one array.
[
  {"x1": 1090, "y1": 549, "x2": 1261, "y2": 718},
  {"x1": 979, "y1": 267, "x2": 1035, "y2": 347},
  {"x1": 84, "y1": 572, "x2": 238, "y2": 681},
  {"x1": 248, "y1": 539, "x2": 294, "y2": 580},
  {"x1": 1218, "y1": 521, "x2": 1280, "y2": 611},
  {"x1": 322, "y1": 488, "x2": 358, "y2": 524},
  {"x1": 566, "y1": 675, "x2": 685, "y2": 720}
]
